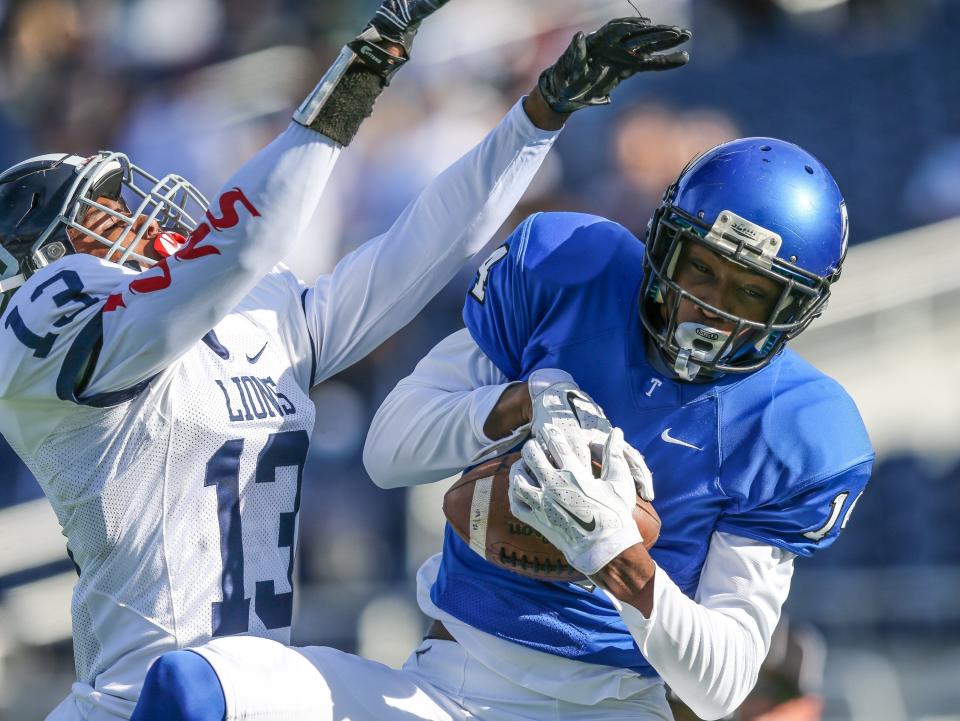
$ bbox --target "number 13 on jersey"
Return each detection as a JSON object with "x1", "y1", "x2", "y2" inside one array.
[{"x1": 204, "y1": 429, "x2": 309, "y2": 636}]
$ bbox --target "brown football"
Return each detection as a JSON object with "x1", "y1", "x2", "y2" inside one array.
[{"x1": 443, "y1": 450, "x2": 660, "y2": 582}]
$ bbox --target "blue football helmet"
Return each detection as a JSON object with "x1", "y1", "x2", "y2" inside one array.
[
  {"x1": 639, "y1": 137, "x2": 848, "y2": 380},
  {"x1": 0, "y1": 152, "x2": 207, "y2": 316}
]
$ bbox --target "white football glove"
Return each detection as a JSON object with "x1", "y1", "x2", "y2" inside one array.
[
  {"x1": 509, "y1": 424, "x2": 648, "y2": 576},
  {"x1": 527, "y1": 369, "x2": 654, "y2": 502},
  {"x1": 528, "y1": 368, "x2": 612, "y2": 465}
]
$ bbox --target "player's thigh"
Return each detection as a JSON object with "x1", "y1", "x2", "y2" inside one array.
[
  {"x1": 555, "y1": 683, "x2": 674, "y2": 721},
  {"x1": 403, "y1": 638, "x2": 673, "y2": 721},
  {"x1": 46, "y1": 695, "x2": 85, "y2": 721},
  {"x1": 190, "y1": 636, "x2": 326, "y2": 720},
  {"x1": 297, "y1": 642, "x2": 469, "y2": 721},
  {"x1": 46, "y1": 690, "x2": 131, "y2": 721},
  {"x1": 194, "y1": 635, "x2": 467, "y2": 721}
]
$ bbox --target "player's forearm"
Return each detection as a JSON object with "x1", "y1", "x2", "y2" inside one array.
[
  {"x1": 592, "y1": 542, "x2": 656, "y2": 615},
  {"x1": 609, "y1": 534, "x2": 794, "y2": 721},
  {"x1": 306, "y1": 99, "x2": 559, "y2": 380},
  {"x1": 364, "y1": 380, "x2": 510, "y2": 488},
  {"x1": 615, "y1": 568, "x2": 763, "y2": 720},
  {"x1": 363, "y1": 329, "x2": 513, "y2": 488},
  {"x1": 482, "y1": 380, "x2": 531, "y2": 440},
  {"x1": 218, "y1": 124, "x2": 342, "y2": 269},
  {"x1": 522, "y1": 87, "x2": 570, "y2": 131}
]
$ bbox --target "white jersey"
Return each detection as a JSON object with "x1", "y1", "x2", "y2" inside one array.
[
  {"x1": 2, "y1": 256, "x2": 319, "y2": 691},
  {"x1": 0, "y1": 99, "x2": 560, "y2": 720}
]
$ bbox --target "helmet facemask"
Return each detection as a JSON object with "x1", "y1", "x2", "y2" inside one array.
[
  {"x1": 0, "y1": 152, "x2": 209, "y2": 318},
  {"x1": 639, "y1": 204, "x2": 831, "y2": 380},
  {"x1": 58, "y1": 152, "x2": 209, "y2": 269}
]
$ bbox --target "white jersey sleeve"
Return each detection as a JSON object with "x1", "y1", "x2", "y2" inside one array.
[
  {"x1": 613, "y1": 532, "x2": 795, "y2": 720},
  {"x1": 0, "y1": 254, "x2": 133, "y2": 454},
  {"x1": 363, "y1": 328, "x2": 514, "y2": 488},
  {"x1": 302, "y1": 98, "x2": 559, "y2": 385},
  {"x1": 78, "y1": 124, "x2": 339, "y2": 401}
]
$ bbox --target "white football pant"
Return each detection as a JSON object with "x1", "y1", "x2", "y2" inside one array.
[{"x1": 189, "y1": 635, "x2": 674, "y2": 721}]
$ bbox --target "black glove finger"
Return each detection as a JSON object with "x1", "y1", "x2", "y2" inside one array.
[
  {"x1": 408, "y1": 0, "x2": 453, "y2": 23},
  {"x1": 628, "y1": 24, "x2": 692, "y2": 41},
  {"x1": 560, "y1": 31, "x2": 589, "y2": 72},
  {"x1": 587, "y1": 17, "x2": 653, "y2": 47},
  {"x1": 625, "y1": 27, "x2": 693, "y2": 54},
  {"x1": 639, "y1": 50, "x2": 691, "y2": 71},
  {"x1": 624, "y1": 30, "x2": 683, "y2": 54}
]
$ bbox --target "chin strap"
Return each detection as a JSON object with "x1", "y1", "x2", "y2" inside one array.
[{"x1": 672, "y1": 322, "x2": 731, "y2": 381}]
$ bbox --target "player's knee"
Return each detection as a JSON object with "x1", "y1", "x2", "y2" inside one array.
[{"x1": 131, "y1": 651, "x2": 226, "y2": 721}]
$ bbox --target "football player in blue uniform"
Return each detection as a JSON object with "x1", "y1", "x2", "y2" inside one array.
[{"x1": 364, "y1": 132, "x2": 873, "y2": 718}]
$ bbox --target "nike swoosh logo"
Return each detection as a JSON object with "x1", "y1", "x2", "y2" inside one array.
[
  {"x1": 246, "y1": 342, "x2": 268, "y2": 364},
  {"x1": 660, "y1": 428, "x2": 702, "y2": 451},
  {"x1": 567, "y1": 391, "x2": 588, "y2": 427},
  {"x1": 568, "y1": 509, "x2": 597, "y2": 532},
  {"x1": 415, "y1": 645, "x2": 433, "y2": 664}
]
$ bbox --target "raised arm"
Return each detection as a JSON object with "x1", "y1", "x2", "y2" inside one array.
[
  {"x1": 299, "y1": 15, "x2": 693, "y2": 386},
  {"x1": 302, "y1": 97, "x2": 559, "y2": 386},
  {"x1": 78, "y1": 1, "x2": 454, "y2": 398}
]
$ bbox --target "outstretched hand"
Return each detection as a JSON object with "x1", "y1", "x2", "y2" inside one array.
[
  {"x1": 538, "y1": 16, "x2": 692, "y2": 114},
  {"x1": 366, "y1": 0, "x2": 455, "y2": 54},
  {"x1": 341, "y1": 0, "x2": 453, "y2": 91}
]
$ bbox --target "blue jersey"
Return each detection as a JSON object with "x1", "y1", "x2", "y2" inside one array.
[{"x1": 431, "y1": 212, "x2": 874, "y2": 675}]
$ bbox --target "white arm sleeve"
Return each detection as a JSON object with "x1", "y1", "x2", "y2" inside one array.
[
  {"x1": 364, "y1": 328, "x2": 524, "y2": 488},
  {"x1": 302, "y1": 98, "x2": 559, "y2": 385},
  {"x1": 612, "y1": 531, "x2": 795, "y2": 721},
  {"x1": 84, "y1": 123, "x2": 341, "y2": 396}
]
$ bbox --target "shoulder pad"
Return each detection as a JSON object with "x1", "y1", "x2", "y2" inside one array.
[{"x1": 519, "y1": 212, "x2": 643, "y2": 289}]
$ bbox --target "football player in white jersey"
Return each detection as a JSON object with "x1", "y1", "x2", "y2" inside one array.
[
  {"x1": 0, "y1": 0, "x2": 584, "y2": 718},
  {"x1": 124, "y1": 14, "x2": 695, "y2": 721}
]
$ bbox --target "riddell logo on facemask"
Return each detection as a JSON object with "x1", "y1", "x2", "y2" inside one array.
[
  {"x1": 695, "y1": 328, "x2": 721, "y2": 341},
  {"x1": 731, "y1": 221, "x2": 760, "y2": 240}
]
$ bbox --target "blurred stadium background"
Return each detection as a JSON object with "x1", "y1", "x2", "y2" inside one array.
[{"x1": 1, "y1": 0, "x2": 959, "y2": 718}]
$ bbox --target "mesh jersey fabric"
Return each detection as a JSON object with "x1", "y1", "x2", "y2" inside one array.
[{"x1": 0, "y1": 254, "x2": 316, "y2": 695}]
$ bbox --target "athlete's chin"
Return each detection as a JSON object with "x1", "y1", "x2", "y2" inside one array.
[{"x1": 142, "y1": 244, "x2": 165, "y2": 262}]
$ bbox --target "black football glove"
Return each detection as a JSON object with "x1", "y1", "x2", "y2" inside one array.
[
  {"x1": 345, "y1": 0, "x2": 453, "y2": 85},
  {"x1": 368, "y1": 0, "x2": 453, "y2": 51},
  {"x1": 539, "y1": 17, "x2": 692, "y2": 114}
]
